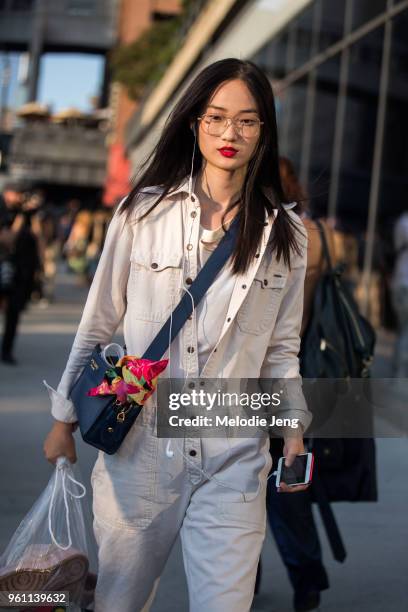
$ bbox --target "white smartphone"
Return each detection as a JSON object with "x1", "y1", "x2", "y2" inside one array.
[{"x1": 275, "y1": 452, "x2": 314, "y2": 487}]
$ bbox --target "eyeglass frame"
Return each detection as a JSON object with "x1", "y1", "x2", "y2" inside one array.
[{"x1": 197, "y1": 113, "x2": 264, "y2": 138}]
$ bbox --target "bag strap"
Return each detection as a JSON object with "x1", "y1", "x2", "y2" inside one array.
[
  {"x1": 315, "y1": 218, "x2": 333, "y2": 273},
  {"x1": 312, "y1": 469, "x2": 347, "y2": 563},
  {"x1": 143, "y1": 215, "x2": 240, "y2": 362},
  {"x1": 301, "y1": 219, "x2": 333, "y2": 339}
]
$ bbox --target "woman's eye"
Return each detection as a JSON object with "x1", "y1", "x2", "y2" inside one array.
[
  {"x1": 239, "y1": 119, "x2": 257, "y2": 126},
  {"x1": 208, "y1": 114, "x2": 224, "y2": 122}
]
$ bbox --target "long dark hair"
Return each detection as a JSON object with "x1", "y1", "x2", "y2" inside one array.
[{"x1": 120, "y1": 58, "x2": 303, "y2": 273}]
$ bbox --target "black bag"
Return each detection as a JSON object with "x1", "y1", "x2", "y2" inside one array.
[
  {"x1": 299, "y1": 220, "x2": 377, "y2": 562},
  {"x1": 300, "y1": 220, "x2": 376, "y2": 379},
  {"x1": 310, "y1": 437, "x2": 377, "y2": 502}
]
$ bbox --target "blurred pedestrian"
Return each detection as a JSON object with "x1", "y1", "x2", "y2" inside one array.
[
  {"x1": 64, "y1": 209, "x2": 92, "y2": 281},
  {"x1": 331, "y1": 219, "x2": 360, "y2": 299},
  {"x1": 264, "y1": 158, "x2": 333, "y2": 611},
  {"x1": 391, "y1": 211, "x2": 408, "y2": 377},
  {"x1": 58, "y1": 198, "x2": 80, "y2": 246},
  {"x1": 85, "y1": 208, "x2": 111, "y2": 285},
  {"x1": 24, "y1": 190, "x2": 48, "y2": 304},
  {"x1": 42, "y1": 209, "x2": 60, "y2": 304},
  {"x1": 43, "y1": 59, "x2": 312, "y2": 611},
  {"x1": 0, "y1": 183, "x2": 40, "y2": 364},
  {"x1": 33, "y1": 198, "x2": 60, "y2": 305}
]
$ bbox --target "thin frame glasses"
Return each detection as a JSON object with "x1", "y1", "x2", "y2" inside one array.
[{"x1": 197, "y1": 113, "x2": 264, "y2": 138}]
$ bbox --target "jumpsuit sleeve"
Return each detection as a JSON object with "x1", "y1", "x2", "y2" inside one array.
[
  {"x1": 259, "y1": 215, "x2": 312, "y2": 434},
  {"x1": 44, "y1": 206, "x2": 133, "y2": 423}
]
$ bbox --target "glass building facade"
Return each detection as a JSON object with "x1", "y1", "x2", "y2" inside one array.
[{"x1": 252, "y1": 0, "x2": 408, "y2": 325}]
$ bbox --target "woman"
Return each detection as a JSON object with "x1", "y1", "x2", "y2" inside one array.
[
  {"x1": 0, "y1": 184, "x2": 40, "y2": 364},
  {"x1": 64, "y1": 209, "x2": 93, "y2": 281},
  {"x1": 43, "y1": 59, "x2": 312, "y2": 612}
]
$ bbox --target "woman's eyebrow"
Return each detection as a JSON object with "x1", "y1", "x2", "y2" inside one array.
[{"x1": 207, "y1": 104, "x2": 259, "y2": 113}]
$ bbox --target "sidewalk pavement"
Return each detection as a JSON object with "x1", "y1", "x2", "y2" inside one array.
[{"x1": 0, "y1": 270, "x2": 407, "y2": 611}]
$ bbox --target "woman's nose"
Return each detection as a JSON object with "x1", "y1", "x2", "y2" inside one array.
[{"x1": 221, "y1": 121, "x2": 239, "y2": 140}]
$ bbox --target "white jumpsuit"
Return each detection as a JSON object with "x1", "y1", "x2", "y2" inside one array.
[{"x1": 46, "y1": 180, "x2": 312, "y2": 611}]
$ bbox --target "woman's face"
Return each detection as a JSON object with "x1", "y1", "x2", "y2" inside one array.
[{"x1": 196, "y1": 79, "x2": 262, "y2": 174}]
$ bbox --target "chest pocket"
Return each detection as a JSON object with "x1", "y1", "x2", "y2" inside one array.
[
  {"x1": 237, "y1": 267, "x2": 288, "y2": 335},
  {"x1": 127, "y1": 251, "x2": 183, "y2": 322}
]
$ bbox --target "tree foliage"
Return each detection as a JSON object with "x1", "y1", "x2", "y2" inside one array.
[{"x1": 111, "y1": 1, "x2": 197, "y2": 100}]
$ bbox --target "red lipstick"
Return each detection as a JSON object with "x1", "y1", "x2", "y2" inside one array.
[{"x1": 218, "y1": 147, "x2": 238, "y2": 158}]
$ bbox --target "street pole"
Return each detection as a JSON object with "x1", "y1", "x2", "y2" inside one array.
[{"x1": 27, "y1": 0, "x2": 46, "y2": 102}]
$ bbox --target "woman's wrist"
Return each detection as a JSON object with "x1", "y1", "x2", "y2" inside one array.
[
  {"x1": 53, "y1": 419, "x2": 76, "y2": 431},
  {"x1": 281, "y1": 423, "x2": 304, "y2": 439}
]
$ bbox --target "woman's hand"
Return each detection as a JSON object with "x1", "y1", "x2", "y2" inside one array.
[
  {"x1": 279, "y1": 434, "x2": 310, "y2": 493},
  {"x1": 43, "y1": 420, "x2": 78, "y2": 465}
]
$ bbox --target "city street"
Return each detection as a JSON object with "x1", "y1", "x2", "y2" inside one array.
[{"x1": 0, "y1": 271, "x2": 407, "y2": 612}]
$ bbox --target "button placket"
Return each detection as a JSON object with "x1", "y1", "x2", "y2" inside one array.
[
  {"x1": 183, "y1": 196, "x2": 203, "y2": 483},
  {"x1": 185, "y1": 436, "x2": 202, "y2": 483},
  {"x1": 185, "y1": 197, "x2": 200, "y2": 280},
  {"x1": 184, "y1": 326, "x2": 199, "y2": 375},
  {"x1": 182, "y1": 196, "x2": 200, "y2": 376},
  {"x1": 184, "y1": 383, "x2": 202, "y2": 483}
]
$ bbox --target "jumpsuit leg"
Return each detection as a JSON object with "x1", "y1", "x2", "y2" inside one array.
[
  {"x1": 2, "y1": 295, "x2": 22, "y2": 358},
  {"x1": 92, "y1": 422, "x2": 272, "y2": 612},
  {"x1": 91, "y1": 419, "x2": 191, "y2": 612},
  {"x1": 180, "y1": 436, "x2": 272, "y2": 612},
  {"x1": 93, "y1": 504, "x2": 185, "y2": 612}
]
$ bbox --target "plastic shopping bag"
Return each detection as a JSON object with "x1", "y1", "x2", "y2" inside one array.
[{"x1": 0, "y1": 457, "x2": 96, "y2": 611}]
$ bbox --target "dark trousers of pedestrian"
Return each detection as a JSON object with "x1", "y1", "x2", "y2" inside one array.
[
  {"x1": 266, "y1": 478, "x2": 329, "y2": 606},
  {"x1": 1, "y1": 294, "x2": 23, "y2": 360}
]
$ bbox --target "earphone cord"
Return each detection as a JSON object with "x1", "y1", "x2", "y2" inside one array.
[{"x1": 167, "y1": 282, "x2": 196, "y2": 385}]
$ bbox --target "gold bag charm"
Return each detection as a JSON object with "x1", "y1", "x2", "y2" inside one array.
[{"x1": 116, "y1": 411, "x2": 126, "y2": 423}]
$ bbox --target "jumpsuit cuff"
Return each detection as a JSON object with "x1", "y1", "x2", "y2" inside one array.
[
  {"x1": 273, "y1": 409, "x2": 312, "y2": 436},
  {"x1": 43, "y1": 380, "x2": 78, "y2": 424}
]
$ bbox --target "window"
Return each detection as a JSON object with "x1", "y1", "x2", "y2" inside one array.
[
  {"x1": 380, "y1": 9, "x2": 408, "y2": 221},
  {"x1": 318, "y1": 0, "x2": 346, "y2": 52},
  {"x1": 11, "y1": 0, "x2": 35, "y2": 10},
  {"x1": 308, "y1": 55, "x2": 341, "y2": 216},
  {"x1": 352, "y1": 0, "x2": 387, "y2": 31},
  {"x1": 336, "y1": 27, "x2": 384, "y2": 230},
  {"x1": 292, "y1": 3, "x2": 316, "y2": 70},
  {"x1": 66, "y1": 0, "x2": 95, "y2": 16},
  {"x1": 279, "y1": 77, "x2": 308, "y2": 174},
  {"x1": 253, "y1": 30, "x2": 289, "y2": 80}
]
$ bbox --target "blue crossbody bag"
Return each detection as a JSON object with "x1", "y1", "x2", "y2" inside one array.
[{"x1": 70, "y1": 216, "x2": 239, "y2": 454}]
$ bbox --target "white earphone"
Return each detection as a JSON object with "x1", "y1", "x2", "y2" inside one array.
[{"x1": 165, "y1": 440, "x2": 174, "y2": 458}]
